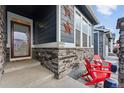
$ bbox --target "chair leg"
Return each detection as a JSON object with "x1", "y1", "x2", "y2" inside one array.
[
  {"x1": 85, "y1": 80, "x2": 97, "y2": 85},
  {"x1": 81, "y1": 73, "x2": 89, "y2": 78}
]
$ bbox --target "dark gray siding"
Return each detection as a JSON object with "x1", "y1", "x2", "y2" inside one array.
[
  {"x1": 99, "y1": 32, "x2": 104, "y2": 57},
  {"x1": 94, "y1": 33, "x2": 98, "y2": 54},
  {"x1": 7, "y1": 6, "x2": 57, "y2": 45},
  {"x1": 34, "y1": 6, "x2": 56, "y2": 44},
  {"x1": 61, "y1": 5, "x2": 74, "y2": 43}
]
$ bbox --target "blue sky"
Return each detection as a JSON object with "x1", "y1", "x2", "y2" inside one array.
[{"x1": 92, "y1": 5, "x2": 124, "y2": 41}]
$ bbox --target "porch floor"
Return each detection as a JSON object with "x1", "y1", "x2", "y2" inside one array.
[{"x1": 0, "y1": 59, "x2": 87, "y2": 88}]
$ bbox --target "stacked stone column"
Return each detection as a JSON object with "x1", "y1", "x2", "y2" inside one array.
[
  {"x1": 116, "y1": 18, "x2": 124, "y2": 87},
  {"x1": 0, "y1": 6, "x2": 6, "y2": 79}
]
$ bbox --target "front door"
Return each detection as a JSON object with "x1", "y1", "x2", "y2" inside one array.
[{"x1": 11, "y1": 21, "x2": 31, "y2": 58}]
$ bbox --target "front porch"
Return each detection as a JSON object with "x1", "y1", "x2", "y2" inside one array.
[
  {"x1": 4, "y1": 5, "x2": 95, "y2": 79},
  {"x1": 0, "y1": 5, "x2": 98, "y2": 87},
  {"x1": 0, "y1": 59, "x2": 87, "y2": 88}
]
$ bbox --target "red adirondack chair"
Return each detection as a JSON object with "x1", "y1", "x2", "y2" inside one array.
[
  {"x1": 81, "y1": 58, "x2": 111, "y2": 85},
  {"x1": 93, "y1": 55, "x2": 112, "y2": 71}
]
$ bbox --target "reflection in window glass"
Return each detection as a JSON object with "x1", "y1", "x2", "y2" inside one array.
[
  {"x1": 83, "y1": 33, "x2": 87, "y2": 47},
  {"x1": 75, "y1": 12, "x2": 81, "y2": 47},
  {"x1": 76, "y1": 30, "x2": 80, "y2": 47},
  {"x1": 13, "y1": 23, "x2": 30, "y2": 57},
  {"x1": 75, "y1": 12, "x2": 81, "y2": 31}
]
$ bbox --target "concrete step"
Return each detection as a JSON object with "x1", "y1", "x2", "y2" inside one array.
[
  {"x1": 0, "y1": 65, "x2": 54, "y2": 88},
  {"x1": 4, "y1": 59, "x2": 41, "y2": 73}
]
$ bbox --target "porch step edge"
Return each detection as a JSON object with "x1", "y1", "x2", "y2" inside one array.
[{"x1": 4, "y1": 62, "x2": 40, "y2": 73}]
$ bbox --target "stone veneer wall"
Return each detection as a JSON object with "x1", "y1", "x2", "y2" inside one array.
[
  {"x1": 57, "y1": 48, "x2": 94, "y2": 79},
  {"x1": 0, "y1": 6, "x2": 6, "y2": 78},
  {"x1": 116, "y1": 17, "x2": 124, "y2": 87},
  {"x1": 32, "y1": 48, "x2": 94, "y2": 79},
  {"x1": 32, "y1": 48, "x2": 59, "y2": 74}
]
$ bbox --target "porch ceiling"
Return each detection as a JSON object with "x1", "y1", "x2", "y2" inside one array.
[{"x1": 7, "y1": 5, "x2": 55, "y2": 19}]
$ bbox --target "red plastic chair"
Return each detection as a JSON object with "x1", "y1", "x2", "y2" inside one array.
[
  {"x1": 81, "y1": 58, "x2": 111, "y2": 85},
  {"x1": 93, "y1": 55, "x2": 112, "y2": 71}
]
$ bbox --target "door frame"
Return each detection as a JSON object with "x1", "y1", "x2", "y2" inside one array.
[
  {"x1": 7, "y1": 12, "x2": 33, "y2": 61},
  {"x1": 11, "y1": 21, "x2": 31, "y2": 58}
]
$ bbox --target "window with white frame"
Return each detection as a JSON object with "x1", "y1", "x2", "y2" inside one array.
[
  {"x1": 74, "y1": 7, "x2": 93, "y2": 48},
  {"x1": 88, "y1": 25, "x2": 93, "y2": 47},
  {"x1": 82, "y1": 19, "x2": 89, "y2": 47},
  {"x1": 75, "y1": 11, "x2": 81, "y2": 47}
]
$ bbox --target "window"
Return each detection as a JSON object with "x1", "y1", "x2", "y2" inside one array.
[
  {"x1": 75, "y1": 11, "x2": 81, "y2": 47},
  {"x1": 76, "y1": 30, "x2": 80, "y2": 46},
  {"x1": 75, "y1": 12, "x2": 81, "y2": 31},
  {"x1": 83, "y1": 33, "x2": 87, "y2": 47},
  {"x1": 82, "y1": 19, "x2": 89, "y2": 47},
  {"x1": 88, "y1": 25, "x2": 93, "y2": 47},
  {"x1": 74, "y1": 7, "x2": 93, "y2": 48}
]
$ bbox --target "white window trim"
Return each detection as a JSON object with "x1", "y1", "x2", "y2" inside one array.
[
  {"x1": 56, "y1": 5, "x2": 61, "y2": 45},
  {"x1": 91, "y1": 26, "x2": 94, "y2": 48}
]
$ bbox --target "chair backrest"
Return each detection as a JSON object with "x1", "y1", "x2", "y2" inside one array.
[
  {"x1": 85, "y1": 58, "x2": 92, "y2": 70},
  {"x1": 84, "y1": 58, "x2": 96, "y2": 79},
  {"x1": 93, "y1": 55, "x2": 102, "y2": 64}
]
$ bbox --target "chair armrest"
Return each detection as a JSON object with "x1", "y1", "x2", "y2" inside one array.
[
  {"x1": 90, "y1": 69, "x2": 112, "y2": 74},
  {"x1": 91, "y1": 64, "x2": 101, "y2": 68},
  {"x1": 91, "y1": 64, "x2": 99, "y2": 66},
  {"x1": 100, "y1": 66, "x2": 111, "y2": 68},
  {"x1": 102, "y1": 60, "x2": 112, "y2": 66}
]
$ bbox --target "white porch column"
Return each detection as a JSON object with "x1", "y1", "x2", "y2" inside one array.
[{"x1": 56, "y1": 5, "x2": 61, "y2": 47}]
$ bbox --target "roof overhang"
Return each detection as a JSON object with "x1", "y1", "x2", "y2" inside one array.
[
  {"x1": 76, "y1": 5, "x2": 99, "y2": 25},
  {"x1": 85, "y1": 6, "x2": 99, "y2": 25}
]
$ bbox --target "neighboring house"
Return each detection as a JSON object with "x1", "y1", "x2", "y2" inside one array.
[
  {"x1": 0, "y1": 5, "x2": 98, "y2": 79},
  {"x1": 94, "y1": 26, "x2": 115, "y2": 58}
]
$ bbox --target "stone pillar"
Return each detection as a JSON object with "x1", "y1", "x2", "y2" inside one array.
[
  {"x1": 116, "y1": 17, "x2": 124, "y2": 87},
  {"x1": 0, "y1": 6, "x2": 6, "y2": 79}
]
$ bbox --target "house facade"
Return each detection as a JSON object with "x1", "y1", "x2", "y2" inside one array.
[
  {"x1": 0, "y1": 5, "x2": 98, "y2": 79},
  {"x1": 94, "y1": 26, "x2": 115, "y2": 58}
]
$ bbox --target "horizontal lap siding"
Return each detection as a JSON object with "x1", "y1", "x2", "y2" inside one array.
[
  {"x1": 61, "y1": 5, "x2": 74, "y2": 43},
  {"x1": 34, "y1": 6, "x2": 56, "y2": 44},
  {"x1": 99, "y1": 32, "x2": 104, "y2": 57},
  {"x1": 94, "y1": 33, "x2": 98, "y2": 54}
]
